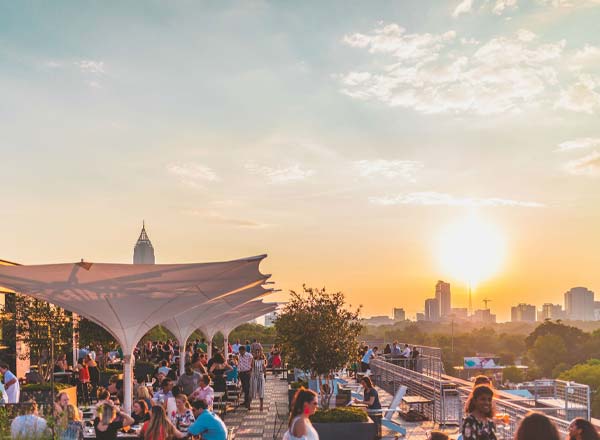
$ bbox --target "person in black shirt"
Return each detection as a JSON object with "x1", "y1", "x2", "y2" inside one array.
[
  {"x1": 131, "y1": 400, "x2": 150, "y2": 425},
  {"x1": 353, "y1": 376, "x2": 382, "y2": 438},
  {"x1": 94, "y1": 402, "x2": 134, "y2": 440}
]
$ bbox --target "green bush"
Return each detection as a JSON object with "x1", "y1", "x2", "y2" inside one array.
[
  {"x1": 101, "y1": 369, "x2": 122, "y2": 375},
  {"x1": 290, "y1": 380, "x2": 308, "y2": 390},
  {"x1": 310, "y1": 407, "x2": 369, "y2": 423},
  {"x1": 21, "y1": 382, "x2": 72, "y2": 392}
]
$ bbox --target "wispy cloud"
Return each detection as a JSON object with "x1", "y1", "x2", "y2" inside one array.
[
  {"x1": 183, "y1": 209, "x2": 271, "y2": 228},
  {"x1": 536, "y1": 0, "x2": 600, "y2": 8},
  {"x1": 74, "y1": 60, "x2": 105, "y2": 74},
  {"x1": 245, "y1": 162, "x2": 315, "y2": 183},
  {"x1": 453, "y1": 0, "x2": 518, "y2": 16},
  {"x1": 339, "y1": 26, "x2": 567, "y2": 115},
  {"x1": 564, "y1": 151, "x2": 600, "y2": 176},
  {"x1": 369, "y1": 191, "x2": 545, "y2": 207},
  {"x1": 555, "y1": 74, "x2": 600, "y2": 114},
  {"x1": 556, "y1": 137, "x2": 600, "y2": 152},
  {"x1": 492, "y1": 0, "x2": 518, "y2": 15},
  {"x1": 167, "y1": 163, "x2": 219, "y2": 189},
  {"x1": 453, "y1": 0, "x2": 474, "y2": 17},
  {"x1": 354, "y1": 159, "x2": 423, "y2": 182}
]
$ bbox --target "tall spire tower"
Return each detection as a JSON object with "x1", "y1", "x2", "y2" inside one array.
[{"x1": 133, "y1": 221, "x2": 155, "y2": 264}]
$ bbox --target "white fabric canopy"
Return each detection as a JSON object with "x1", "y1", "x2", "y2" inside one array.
[
  {"x1": 161, "y1": 285, "x2": 274, "y2": 373},
  {"x1": 201, "y1": 299, "x2": 278, "y2": 338},
  {"x1": 0, "y1": 255, "x2": 269, "y2": 411}
]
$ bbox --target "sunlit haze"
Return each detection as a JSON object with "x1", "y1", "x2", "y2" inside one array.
[{"x1": 2, "y1": 1, "x2": 600, "y2": 321}]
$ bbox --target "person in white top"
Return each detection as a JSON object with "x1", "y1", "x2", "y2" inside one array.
[{"x1": 284, "y1": 388, "x2": 319, "y2": 440}]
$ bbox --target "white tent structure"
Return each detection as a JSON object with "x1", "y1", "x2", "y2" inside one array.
[
  {"x1": 161, "y1": 284, "x2": 275, "y2": 374},
  {"x1": 199, "y1": 300, "x2": 278, "y2": 358},
  {"x1": 0, "y1": 255, "x2": 269, "y2": 411}
]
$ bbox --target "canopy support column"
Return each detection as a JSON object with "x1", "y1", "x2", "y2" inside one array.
[
  {"x1": 207, "y1": 333, "x2": 213, "y2": 358},
  {"x1": 179, "y1": 337, "x2": 188, "y2": 375},
  {"x1": 123, "y1": 353, "x2": 134, "y2": 413},
  {"x1": 223, "y1": 333, "x2": 229, "y2": 358}
]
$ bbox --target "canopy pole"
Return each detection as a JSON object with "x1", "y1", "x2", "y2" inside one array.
[
  {"x1": 123, "y1": 353, "x2": 133, "y2": 413},
  {"x1": 207, "y1": 333, "x2": 213, "y2": 358},
  {"x1": 179, "y1": 337, "x2": 188, "y2": 375},
  {"x1": 72, "y1": 313, "x2": 79, "y2": 369},
  {"x1": 223, "y1": 332, "x2": 229, "y2": 358}
]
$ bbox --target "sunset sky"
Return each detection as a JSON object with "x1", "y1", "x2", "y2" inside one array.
[{"x1": 2, "y1": 1, "x2": 600, "y2": 321}]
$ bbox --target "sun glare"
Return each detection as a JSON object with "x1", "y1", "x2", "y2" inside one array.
[{"x1": 436, "y1": 212, "x2": 506, "y2": 287}]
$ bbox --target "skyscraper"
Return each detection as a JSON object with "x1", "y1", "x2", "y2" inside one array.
[
  {"x1": 393, "y1": 308, "x2": 406, "y2": 321},
  {"x1": 511, "y1": 304, "x2": 536, "y2": 322},
  {"x1": 435, "y1": 280, "x2": 451, "y2": 318},
  {"x1": 133, "y1": 222, "x2": 155, "y2": 264},
  {"x1": 425, "y1": 298, "x2": 440, "y2": 321},
  {"x1": 538, "y1": 303, "x2": 565, "y2": 321},
  {"x1": 564, "y1": 287, "x2": 595, "y2": 321}
]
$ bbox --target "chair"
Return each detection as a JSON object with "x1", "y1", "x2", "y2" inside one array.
[
  {"x1": 368, "y1": 385, "x2": 408, "y2": 438},
  {"x1": 274, "y1": 401, "x2": 289, "y2": 440}
]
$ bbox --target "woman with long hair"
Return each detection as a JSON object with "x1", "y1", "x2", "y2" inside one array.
[
  {"x1": 60, "y1": 404, "x2": 84, "y2": 440},
  {"x1": 284, "y1": 387, "x2": 319, "y2": 440},
  {"x1": 461, "y1": 384, "x2": 496, "y2": 440},
  {"x1": 86, "y1": 353, "x2": 100, "y2": 400},
  {"x1": 514, "y1": 412, "x2": 560, "y2": 440},
  {"x1": 131, "y1": 400, "x2": 150, "y2": 425},
  {"x1": 173, "y1": 394, "x2": 195, "y2": 430},
  {"x1": 94, "y1": 402, "x2": 134, "y2": 440},
  {"x1": 250, "y1": 348, "x2": 267, "y2": 411},
  {"x1": 141, "y1": 404, "x2": 186, "y2": 440},
  {"x1": 569, "y1": 418, "x2": 600, "y2": 440},
  {"x1": 208, "y1": 352, "x2": 232, "y2": 394},
  {"x1": 136, "y1": 385, "x2": 153, "y2": 410}
]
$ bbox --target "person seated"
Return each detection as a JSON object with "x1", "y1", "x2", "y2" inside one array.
[
  {"x1": 152, "y1": 378, "x2": 174, "y2": 406},
  {"x1": 94, "y1": 401, "x2": 134, "y2": 440},
  {"x1": 136, "y1": 386, "x2": 153, "y2": 412},
  {"x1": 189, "y1": 374, "x2": 214, "y2": 409},
  {"x1": 141, "y1": 405, "x2": 186, "y2": 440},
  {"x1": 131, "y1": 400, "x2": 150, "y2": 425},
  {"x1": 60, "y1": 404, "x2": 84, "y2": 440},
  {"x1": 11, "y1": 401, "x2": 48, "y2": 439},
  {"x1": 187, "y1": 400, "x2": 227, "y2": 440}
]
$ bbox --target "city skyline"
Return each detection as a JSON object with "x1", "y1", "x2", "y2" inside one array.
[{"x1": 2, "y1": 1, "x2": 600, "y2": 321}]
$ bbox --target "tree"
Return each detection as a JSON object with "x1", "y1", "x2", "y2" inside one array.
[
  {"x1": 503, "y1": 366, "x2": 523, "y2": 384},
  {"x1": 560, "y1": 359, "x2": 600, "y2": 417},
  {"x1": 530, "y1": 334, "x2": 567, "y2": 377},
  {"x1": 275, "y1": 285, "x2": 362, "y2": 378},
  {"x1": 78, "y1": 318, "x2": 116, "y2": 349}
]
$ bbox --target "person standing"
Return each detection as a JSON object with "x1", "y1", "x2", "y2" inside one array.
[
  {"x1": 237, "y1": 346, "x2": 253, "y2": 409},
  {"x1": 0, "y1": 362, "x2": 20, "y2": 403},
  {"x1": 177, "y1": 363, "x2": 201, "y2": 396},
  {"x1": 250, "y1": 348, "x2": 267, "y2": 412},
  {"x1": 360, "y1": 346, "x2": 377, "y2": 373},
  {"x1": 461, "y1": 385, "x2": 497, "y2": 440}
]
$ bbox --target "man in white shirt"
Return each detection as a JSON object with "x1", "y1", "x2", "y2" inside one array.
[
  {"x1": 401, "y1": 344, "x2": 411, "y2": 358},
  {"x1": 237, "y1": 346, "x2": 253, "y2": 409},
  {"x1": 0, "y1": 363, "x2": 20, "y2": 403},
  {"x1": 232, "y1": 340, "x2": 240, "y2": 354},
  {"x1": 11, "y1": 401, "x2": 48, "y2": 439},
  {"x1": 189, "y1": 374, "x2": 214, "y2": 409}
]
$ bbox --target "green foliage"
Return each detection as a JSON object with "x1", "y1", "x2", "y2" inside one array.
[
  {"x1": 77, "y1": 318, "x2": 116, "y2": 348},
  {"x1": 229, "y1": 323, "x2": 277, "y2": 345},
  {"x1": 525, "y1": 321, "x2": 588, "y2": 365},
  {"x1": 21, "y1": 382, "x2": 72, "y2": 392},
  {"x1": 560, "y1": 359, "x2": 600, "y2": 417},
  {"x1": 530, "y1": 334, "x2": 567, "y2": 377},
  {"x1": 310, "y1": 407, "x2": 369, "y2": 423},
  {"x1": 290, "y1": 380, "x2": 308, "y2": 390},
  {"x1": 140, "y1": 325, "x2": 175, "y2": 343},
  {"x1": 502, "y1": 366, "x2": 523, "y2": 383},
  {"x1": 275, "y1": 286, "x2": 362, "y2": 376}
]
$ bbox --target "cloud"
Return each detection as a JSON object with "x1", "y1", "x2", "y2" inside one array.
[
  {"x1": 245, "y1": 162, "x2": 315, "y2": 183},
  {"x1": 536, "y1": 0, "x2": 600, "y2": 7},
  {"x1": 556, "y1": 137, "x2": 600, "y2": 152},
  {"x1": 564, "y1": 151, "x2": 600, "y2": 176},
  {"x1": 183, "y1": 210, "x2": 270, "y2": 228},
  {"x1": 340, "y1": 27, "x2": 566, "y2": 115},
  {"x1": 453, "y1": 0, "x2": 474, "y2": 17},
  {"x1": 167, "y1": 163, "x2": 219, "y2": 189},
  {"x1": 493, "y1": 0, "x2": 518, "y2": 15},
  {"x1": 353, "y1": 159, "x2": 423, "y2": 182},
  {"x1": 369, "y1": 191, "x2": 545, "y2": 207},
  {"x1": 555, "y1": 75, "x2": 600, "y2": 114},
  {"x1": 571, "y1": 45, "x2": 600, "y2": 71},
  {"x1": 74, "y1": 60, "x2": 105, "y2": 74}
]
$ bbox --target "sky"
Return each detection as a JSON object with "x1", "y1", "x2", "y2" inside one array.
[{"x1": 1, "y1": 0, "x2": 600, "y2": 321}]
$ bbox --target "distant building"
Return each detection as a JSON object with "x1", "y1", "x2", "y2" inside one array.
[
  {"x1": 425, "y1": 298, "x2": 440, "y2": 321},
  {"x1": 416, "y1": 313, "x2": 425, "y2": 322},
  {"x1": 564, "y1": 287, "x2": 595, "y2": 321},
  {"x1": 511, "y1": 304, "x2": 536, "y2": 322},
  {"x1": 435, "y1": 280, "x2": 451, "y2": 317},
  {"x1": 472, "y1": 309, "x2": 496, "y2": 323},
  {"x1": 450, "y1": 308, "x2": 468, "y2": 320},
  {"x1": 264, "y1": 311, "x2": 277, "y2": 327},
  {"x1": 537, "y1": 303, "x2": 566, "y2": 321},
  {"x1": 393, "y1": 308, "x2": 406, "y2": 321},
  {"x1": 133, "y1": 222, "x2": 155, "y2": 264},
  {"x1": 363, "y1": 315, "x2": 395, "y2": 326}
]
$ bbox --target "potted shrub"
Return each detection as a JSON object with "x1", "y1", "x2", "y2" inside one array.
[
  {"x1": 20, "y1": 382, "x2": 76, "y2": 406},
  {"x1": 288, "y1": 380, "x2": 308, "y2": 407},
  {"x1": 99, "y1": 369, "x2": 123, "y2": 387},
  {"x1": 310, "y1": 407, "x2": 376, "y2": 440}
]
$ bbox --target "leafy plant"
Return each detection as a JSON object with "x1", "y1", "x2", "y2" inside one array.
[
  {"x1": 290, "y1": 380, "x2": 308, "y2": 390},
  {"x1": 310, "y1": 407, "x2": 369, "y2": 423},
  {"x1": 21, "y1": 382, "x2": 72, "y2": 392}
]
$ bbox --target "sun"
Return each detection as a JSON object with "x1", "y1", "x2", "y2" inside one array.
[{"x1": 436, "y1": 212, "x2": 506, "y2": 287}]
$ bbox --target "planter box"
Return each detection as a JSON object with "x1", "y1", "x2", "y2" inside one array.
[
  {"x1": 21, "y1": 385, "x2": 77, "y2": 407},
  {"x1": 313, "y1": 419, "x2": 377, "y2": 440}
]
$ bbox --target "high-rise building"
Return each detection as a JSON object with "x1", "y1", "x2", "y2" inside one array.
[
  {"x1": 537, "y1": 303, "x2": 565, "y2": 321},
  {"x1": 564, "y1": 287, "x2": 595, "y2": 321},
  {"x1": 393, "y1": 308, "x2": 406, "y2": 321},
  {"x1": 435, "y1": 280, "x2": 451, "y2": 317},
  {"x1": 511, "y1": 304, "x2": 536, "y2": 322},
  {"x1": 133, "y1": 222, "x2": 155, "y2": 264},
  {"x1": 450, "y1": 308, "x2": 468, "y2": 320},
  {"x1": 425, "y1": 298, "x2": 440, "y2": 321},
  {"x1": 472, "y1": 309, "x2": 496, "y2": 323}
]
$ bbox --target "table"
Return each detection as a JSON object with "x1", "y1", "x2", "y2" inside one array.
[
  {"x1": 83, "y1": 426, "x2": 140, "y2": 439},
  {"x1": 213, "y1": 391, "x2": 227, "y2": 417},
  {"x1": 401, "y1": 395, "x2": 433, "y2": 420}
]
